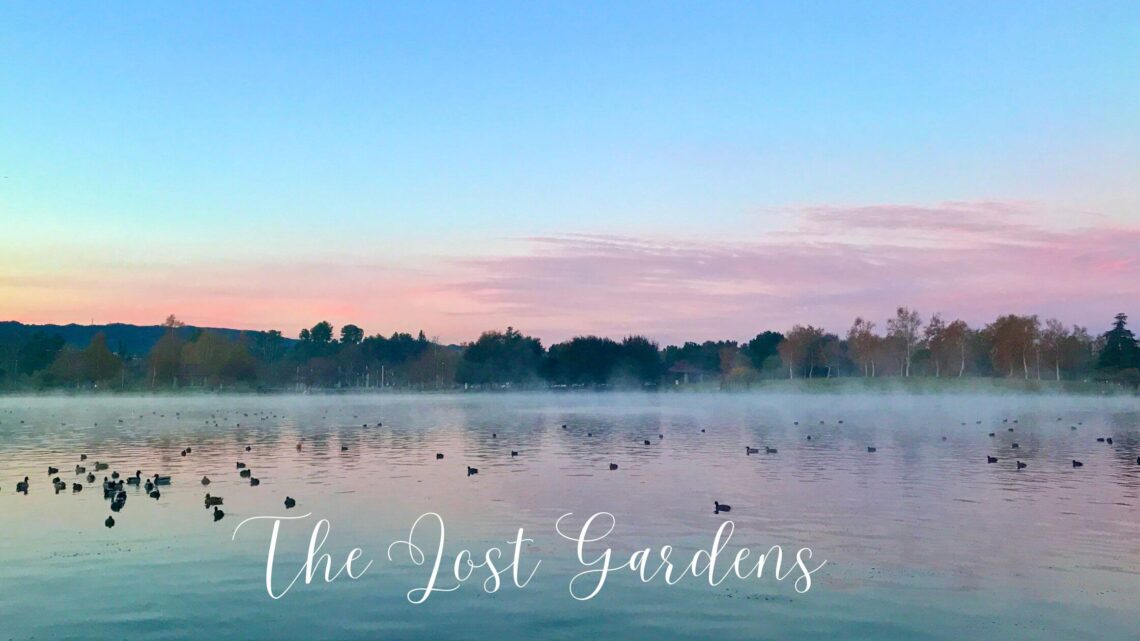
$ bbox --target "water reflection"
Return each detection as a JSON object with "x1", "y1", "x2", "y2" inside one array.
[{"x1": 0, "y1": 393, "x2": 1138, "y2": 640}]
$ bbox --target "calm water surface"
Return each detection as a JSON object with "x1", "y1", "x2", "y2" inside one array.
[{"x1": 1, "y1": 392, "x2": 1138, "y2": 640}]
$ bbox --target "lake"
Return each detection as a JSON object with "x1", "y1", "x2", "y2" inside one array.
[{"x1": 1, "y1": 392, "x2": 1138, "y2": 640}]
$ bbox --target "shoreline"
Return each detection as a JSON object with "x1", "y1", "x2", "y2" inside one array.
[{"x1": 0, "y1": 378, "x2": 1135, "y2": 398}]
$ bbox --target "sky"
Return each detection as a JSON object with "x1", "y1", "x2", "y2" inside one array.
[{"x1": 1, "y1": 1, "x2": 1138, "y2": 344}]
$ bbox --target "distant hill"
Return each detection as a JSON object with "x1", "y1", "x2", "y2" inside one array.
[{"x1": 0, "y1": 321, "x2": 289, "y2": 356}]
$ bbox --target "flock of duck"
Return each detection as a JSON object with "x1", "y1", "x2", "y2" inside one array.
[
  {"x1": 1, "y1": 409, "x2": 315, "y2": 529},
  {"x1": 3, "y1": 409, "x2": 1138, "y2": 523}
]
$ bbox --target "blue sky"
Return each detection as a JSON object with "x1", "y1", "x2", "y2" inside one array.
[{"x1": 2, "y1": 2, "x2": 1138, "y2": 341}]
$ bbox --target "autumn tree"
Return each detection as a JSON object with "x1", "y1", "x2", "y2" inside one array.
[
  {"x1": 924, "y1": 313, "x2": 948, "y2": 377},
  {"x1": 1038, "y1": 319, "x2": 1071, "y2": 381},
  {"x1": 846, "y1": 317, "x2": 880, "y2": 377},
  {"x1": 778, "y1": 325, "x2": 825, "y2": 378},
  {"x1": 886, "y1": 307, "x2": 922, "y2": 377},
  {"x1": 941, "y1": 319, "x2": 972, "y2": 377},
  {"x1": 986, "y1": 315, "x2": 1039, "y2": 378}
]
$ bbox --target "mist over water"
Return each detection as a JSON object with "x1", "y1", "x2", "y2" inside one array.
[{"x1": 0, "y1": 392, "x2": 1137, "y2": 640}]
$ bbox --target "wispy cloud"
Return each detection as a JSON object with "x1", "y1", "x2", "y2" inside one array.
[
  {"x1": 437, "y1": 202, "x2": 1140, "y2": 342},
  {"x1": 3, "y1": 201, "x2": 1136, "y2": 343}
]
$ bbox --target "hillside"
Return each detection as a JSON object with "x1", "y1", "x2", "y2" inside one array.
[{"x1": 0, "y1": 321, "x2": 286, "y2": 356}]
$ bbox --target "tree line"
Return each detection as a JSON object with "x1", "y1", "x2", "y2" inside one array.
[{"x1": 1, "y1": 310, "x2": 1138, "y2": 391}]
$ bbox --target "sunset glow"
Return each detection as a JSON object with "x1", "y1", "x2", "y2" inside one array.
[{"x1": 2, "y1": 2, "x2": 1138, "y2": 342}]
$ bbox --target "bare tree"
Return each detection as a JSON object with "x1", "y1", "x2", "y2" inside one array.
[
  {"x1": 887, "y1": 307, "x2": 922, "y2": 377},
  {"x1": 924, "y1": 313, "x2": 947, "y2": 377}
]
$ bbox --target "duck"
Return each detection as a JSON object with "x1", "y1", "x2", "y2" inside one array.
[
  {"x1": 341, "y1": 446, "x2": 348, "y2": 452},
  {"x1": 867, "y1": 446, "x2": 877, "y2": 453},
  {"x1": 1016, "y1": 461, "x2": 1027, "y2": 470},
  {"x1": 1011, "y1": 443, "x2": 1020, "y2": 449},
  {"x1": 75, "y1": 465, "x2": 86, "y2": 474},
  {"x1": 213, "y1": 506, "x2": 225, "y2": 522},
  {"x1": 180, "y1": 449, "x2": 187, "y2": 457},
  {"x1": 987, "y1": 456, "x2": 998, "y2": 464},
  {"x1": 511, "y1": 450, "x2": 519, "y2": 457},
  {"x1": 249, "y1": 477, "x2": 260, "y2": 486},
  {"x1": 1096, "y1": 437, "x2": 1105, "y2": 442},
  {"x1": 72, "y1": 483, "x2": 83, "y2": 492},
  {"x1": 467, "y1": 466, "x2": 479, "y2": 476},
  {"x1": 53, "y1": 478, "x2": 66, "y2": 492},
  {"x1": 609, "y1": 463, "x2": 619, "y2": 470},
  {"x1": 236, "y1": 462, "x2": 246, "y2": 469},
  {"x1": 239, "y1": 469, "x2": 251, "y2": 478},
  {"x1": 201, "y1": 476, "x2": 211, "y2": 485},
  {"x1": 105, "y1": 516, "x2": 115, "y2": 528},
  {"x1": 111, "y1": 471, "x2": 120, "y2": 480},
  {"x1": 149, "y1": 488, "x2": 161, "y2": 500},
  {"x1": 806, "y1": 435, "x2": 812, "y2": 440},
  {"x1": 80, "y1": 454, "x2": 87, "y2": 461},
  {"x1": 245, "y1": 446, "x2": 251, "y2": 452},
  {"x1": 94, "y1": 462, "x2": 109, "y2": 471},
  {"x1": 745, "y1": 446, "x2": 759, "y2": 455},
  {"x1": 204, "y1": 494, "x2": 223, "y2": 506},
  {"x1": 436, "y1": 453, "x2": 444, "y2": 460},
  {"x1": 988, "y1": 433, "x2": 995, "y2": 437},
  {"x1": 284, "y1": 497, "x2": 296, "y2": 509},
  {"x1": 153, "y1": 474, "x2": 171, "y2": 485},
  {"x1": 86, "y1": 472, "x2": 95, "y2": 483},
  {"x1": 185, "y1": 447, "x2": 192, "y2": 454},
  {"x1": 111, "y1": 494, "x2": 126, "y2": 512},
  {"x1": 47, "y1": 466, "x2": 59, "y2": 475},
  {"x1": 765, "y1": 447, "x2": 778, "y2": 454},
  {"x1": 714, "y1": 501, "x2": 731, "y2": 513},
  {"x1": 643, "y1": 440, "x2": 651, "y2": 446},
  {"x1": 16, "y1": 477, "x2": 29, "y2": 493},
  {"x1": 1072, "y1": 460, "x2": 1083, "y2": 468},
  {"x1": 144, "y1": 479, "x2": 154, "y2": 493},
  {"x1": 1106, "y1": 437, "x2": 1114, "y2": 445}
]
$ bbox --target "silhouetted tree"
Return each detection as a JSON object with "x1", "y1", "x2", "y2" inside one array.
[
  {"x1": 542, "y1": 336, "x2": 622, "y2": 385},
  {"x1": 340, "y1": 324, "x2": 364, "y2": 345},
  {"x1": 457, "y1": 327, "x2": 543, "y2": 387},
  {"x1": 81, "y1": 332, "x2": 121, "y2": 385},
  {"x1": 743, "y1": 331, "x2": 783, "y2": 371},
  {"x1": 1098, "y1": 313, "x2": 1140, "y2": 371}
]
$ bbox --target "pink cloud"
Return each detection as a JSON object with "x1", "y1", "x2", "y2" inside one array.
[
  {"x1": 436, "y1": 202, "x2": 1140, "y2": 343},
  {"x1": 3, "y1": 201, "x2": 1137, "y2": 344}
]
